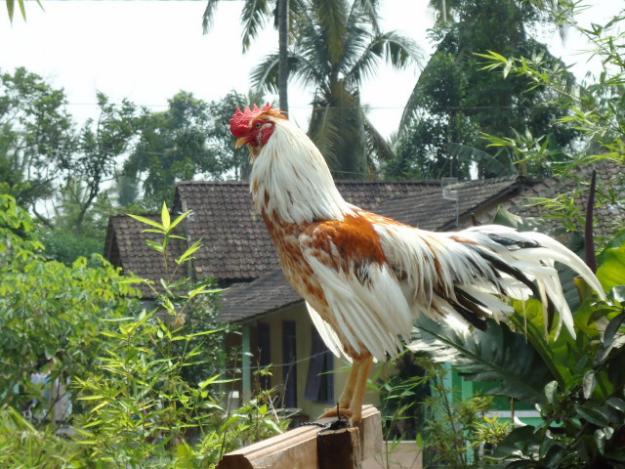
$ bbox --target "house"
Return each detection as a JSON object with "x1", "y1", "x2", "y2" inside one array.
[
  {"x1": 104, "y1": 161, "x2": 625, "y2": 423},
  {"x1": 105, "y1": 177, "x2": 526, "y2": 417}
]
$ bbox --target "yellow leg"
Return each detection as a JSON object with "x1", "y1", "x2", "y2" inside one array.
[
  {"x1": 319, "y1": 360, "x2": 360, "y2": 418},
  {"x1": 349, "y1": 355, "x2": 373, "y2": 425},
  {"x1": 338, "y1": 360, "x2": 360, "y2": 408}
]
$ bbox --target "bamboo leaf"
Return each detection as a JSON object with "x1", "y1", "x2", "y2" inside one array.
[
  {"x1": 7, "y1": 0, "x2": 14, "y2": 21},
  {"x1": 169, "y1": 210, "x2": 192, "y2": 231},
  {"x1": 127, "y1": 213, "x2": 164, "y2": 231},
  {"x1": 18, "y1": 0, "x2": 27, "y2": 19},
  {"x1": 146, "y1": 240, "x2": 164, "y2": 253},
  {"x1": 161, "y1": 202, "x2": 171, "y2": 230},
  {"x1": 176, "y1": 240, "x2": 202, "y2": 266}
]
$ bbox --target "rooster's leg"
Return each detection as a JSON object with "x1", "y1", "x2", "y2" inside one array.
[
  {"x1": 349, "y1": 354, "x2": 373, "y2": 425},
  {"x1": 338, "y1": 360, "x2": 359, "y2": 408},
  {"x1": 318, "y1": 361, "x2": 359, "y2": 418}
]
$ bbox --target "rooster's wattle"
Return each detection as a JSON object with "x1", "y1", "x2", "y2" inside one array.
[{"x1": 230, "y1": 104, "x2": 605, "y2": 424}]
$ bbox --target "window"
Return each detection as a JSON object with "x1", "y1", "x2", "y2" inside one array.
[
  {"x1": 282, "y1": 321, "x2": 297, "y2": 408},
  {"x1": 305, "y1": 327, "x2": 334, "y2": 403}
]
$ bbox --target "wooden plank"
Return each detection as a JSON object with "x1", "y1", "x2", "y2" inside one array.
[{"x1": 217, "y1": 405, "x2": 382, "y2": 469}]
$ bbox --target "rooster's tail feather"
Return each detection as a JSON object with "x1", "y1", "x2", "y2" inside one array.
[{"x1": 455, "y1": 225, "x2": 606, "y2": 338}]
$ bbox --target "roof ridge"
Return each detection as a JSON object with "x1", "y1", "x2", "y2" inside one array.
[
  {"x1": 176, "y1": 179, "x2": 445, "y2": 188},
  {"x1": 109, "y1": 212, "x2": 159, "y2": 219},
  {"x1": 450, "y1": 176, "x2": 519, "y2": 188},
  {"x1": 177, "y1": 180, "x2": 248, "y2": 187}
]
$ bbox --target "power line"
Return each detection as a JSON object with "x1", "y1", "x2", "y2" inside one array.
[
  {"x1": 64, "y1": 102, "x2": 516, "y2": 111},
  {"x1": 219, "y1": 349, "x2": 334, "y2": 374}
]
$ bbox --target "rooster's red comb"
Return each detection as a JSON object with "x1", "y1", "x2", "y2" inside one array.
[{"x1": 230, "y1": 103, "x2": 285, "y2": 137}]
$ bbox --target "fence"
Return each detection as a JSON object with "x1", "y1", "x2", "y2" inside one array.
[{"x1": 217, "y1": 405, "x2": 382, "y2": 469}]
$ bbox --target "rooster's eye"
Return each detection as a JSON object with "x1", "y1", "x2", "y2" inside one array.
[{"x1": 255, "y1": 122, "x2": 262, "y2": 129}]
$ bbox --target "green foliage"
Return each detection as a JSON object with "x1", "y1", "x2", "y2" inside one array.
[
  {"x1": 72, "y1": 310, "x2": 226, "y2": 465},
  {"x1": 40, "y1": 228, "x2": 104, "y2": 265},
  {"x1": 421, "y1": 362, "x2": 511, "y2": 467},
  {"x1": 0, "y1": 67, "x2": 73, "y2": 212},
  {"x1": 60, "y1": 92, "x2": 136, "y2": 233},
  {"x1": 5, "y1": 0, "x2": 42, "y2": 23},
  {"x1": 0, "y1": 67, "x2": 261, "y2": 254},
  {"x1": 411, "y1": 229, "x2": 625, "y2": 467},
  {"x1": 410, "y1": 317, "x2": 554, "y2": 401},
  {"x1": 0, "y1": 406, "x2": 83, "y2": 468},
  {"x1": 374, "y1": 351, "x2": 430, "y2": 442},
  {"x1": 0, "y1": 194, "x2": 138, "y2": 415},
  {"x1": 479, "y1": 7, "x2": 625, "y2": 169},
  {"x1": 0, "y1": 196, "x2": 285, "y2": 467},
  {"x1": 203, "y1": 0, "x2": 307, "y2": 52},
  {"x1": 389, "y1": 0, "x2": 576, "y2": 180},
  {"x1": 124, "y1": 90, "x2": 262, "y2": 208},
  {"x1": 495, "y1": 290, "x2": 625, "y2": 466}
]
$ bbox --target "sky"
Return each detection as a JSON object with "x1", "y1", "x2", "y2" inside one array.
[{"x1": 1, "y1": 0, "x2": 623, "y2": 139}]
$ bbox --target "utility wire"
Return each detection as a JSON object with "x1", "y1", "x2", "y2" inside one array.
[{"x1": 218, "y1": 349, "x2": 335, "y2": 374}]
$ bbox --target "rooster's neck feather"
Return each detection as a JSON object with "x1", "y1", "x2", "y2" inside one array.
[{"x1": 250, "y1": 119, "x2": 351, "y2": 224}]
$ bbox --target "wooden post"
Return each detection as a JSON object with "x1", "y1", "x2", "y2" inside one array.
[
  {"x1": 317, "y1": 426, "x2": 360, "y2": 468},
  {"x1": 217, "y1": 405, "x2": 382, "y2": 469}
]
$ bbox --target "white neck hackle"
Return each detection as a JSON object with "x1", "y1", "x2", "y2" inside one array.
[{"x1": 249, "y1": 118, "x2": 351, "y2": 224}]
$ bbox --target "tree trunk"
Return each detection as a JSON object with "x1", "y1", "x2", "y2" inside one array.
[{"x1": 277, "y1": 0, "x2": 289, "y2": 114}]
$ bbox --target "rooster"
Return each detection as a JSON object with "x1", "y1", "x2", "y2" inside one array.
[{"x1": 230, "y1": 104, "x2": 605, "y2": 424}]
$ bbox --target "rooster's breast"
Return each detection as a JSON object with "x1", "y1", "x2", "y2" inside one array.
[{"x1": 261, "y1": 212, "x2": 332, "y2": 319}]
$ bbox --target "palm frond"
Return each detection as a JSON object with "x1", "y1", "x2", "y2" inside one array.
[
  {"x1": 447, "y1": 143, "x2": 516, "y2": 177},
  {"x1": 355, "y1": 0, "x2": 381, "y2": 34},
  {"x1": 201, "y1": 0, "x2": 220, "y2": 34},
  {"x1": 250, "y1": 53, "x2": 281, "y2": 92},
  {"x1": 398, "y1": 80, "x2": 423, "y2": 135},
  {"x1": 286, "y1": 0, "x2": 308, "y2": 36},
  {"x1": 308, "y1": 102, "x2": 342, "y2": 169},
  {"x1": 311, "y1": 0, "x2": 348, "y2": 65},
  {"x1": 363, "y1": 116, "x2": 395, "y2": 167},
  {"x1": 250, "y1": 52, "x2": 320, "y2": 92},
  {"x1": 428, "y1": 0, "x2": 459, "y2": 26},
  {"x1": 409, "y1": 316, "x2": 555, "y2": 401},
  {"x1": 346, "y1": 31, "x2": 421, "y2": 87},
  {"x1": 241, "y1": 0, "x2": 271, "y2": 52},
  {"x1": 342, "y1": 4, "x2": 373, "y2": 74},
  {"x1": 376, "y1": 31, "x2": 423, "y2": 68}
]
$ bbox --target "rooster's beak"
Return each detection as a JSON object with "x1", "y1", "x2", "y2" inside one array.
[{"x1": 235, "y1": 137, "x2": 248, "y2": 149}]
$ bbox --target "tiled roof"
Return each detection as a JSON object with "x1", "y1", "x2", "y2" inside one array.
[
  {"x1": 105, "y1": 161, "x2": 625, "y2": 319},
  {"x1": 217, "y1": 162, "x2": 625, "y2": 323},
  {"x1": 218, "y1": 270, "x2": 301, "y2": 323},
  {"x1": 376, "y1": 177, "x2": 521, "y2": 230},
  {"x1": 502, "y1": 161, "x2": 625, "y2": 244},
  {"x1": 217, "y1": 177, "x2": 523, "y2": 323},
  {"x1": 173, "y1": 181, "x2": 441, "y2": 282}
]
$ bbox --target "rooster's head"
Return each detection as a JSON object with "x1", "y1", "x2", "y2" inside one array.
[{"x1": 230, "y1": 104, "x2": 286, "y2": 155}]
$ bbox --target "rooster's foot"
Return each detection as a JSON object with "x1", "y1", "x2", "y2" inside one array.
[{"x1": 319, "y1": 407, "x2": 352, "y2": 419}]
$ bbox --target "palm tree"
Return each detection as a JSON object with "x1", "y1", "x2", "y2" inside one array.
[
  {"x1": 202, "y1": 0, "x2": 306, "y2": 114},
  {"x1": 251, "y1": 0, "x2": 421, "y2": 178}
]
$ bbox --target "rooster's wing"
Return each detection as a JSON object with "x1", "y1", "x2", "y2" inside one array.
[{"x1": 300, "y1": 211, "x2": 604, "y2": 362}]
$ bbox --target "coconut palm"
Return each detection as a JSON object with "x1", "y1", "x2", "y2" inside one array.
[
  {"x1": 202, "y1": 0, "x2": 318, "y2": 115},
  {"x1": 251, "y1": 0, "x2": 421, "y2": 178},
  {"x1": 203, "y1": 0, "x2": 295, "y2": 113}
]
